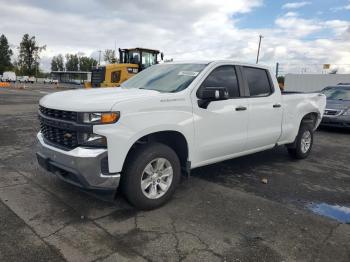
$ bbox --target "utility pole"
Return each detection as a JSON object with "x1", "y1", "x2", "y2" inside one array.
[
  {"x1": 114, "y1": 40, "x2": 117, "y2": 63},
  {"x1": 35, "y1": 56, "x2": 38, "y2": 81},
  {"x1": 275, "y1": 62, "x2": 279, "y2": 77},
  {"x1": 98, "y1": 50, "x2": 102, "y2": 65},
  {"x1": 256, "y1": 35, "x2": 263, "y2": 64}
]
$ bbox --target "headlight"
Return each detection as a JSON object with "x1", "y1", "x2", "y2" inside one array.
[
  {"x1": 127, "y1": 67, "x2": 138, "y2": 74},
  {"x1": 82, "y1": 112, "x2": 120, "y2": 124},
  {"x1": 81, "y1": 133, "x2": 107, "y2": 147}
]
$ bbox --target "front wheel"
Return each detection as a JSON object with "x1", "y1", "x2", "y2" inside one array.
[
  {"x1": 122, "y1": 143, "x2": 181, "y2": 210},
  {"x1": 287, "y1": 124, "x2": 314, "y2": 159}
]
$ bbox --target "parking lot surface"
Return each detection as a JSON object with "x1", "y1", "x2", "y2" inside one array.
[{"x1": 0, "y1": 85, "x2": 349, "y2": 262}]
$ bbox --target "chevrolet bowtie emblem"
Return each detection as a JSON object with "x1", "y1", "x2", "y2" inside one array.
[{"x1": 63, "y1": 133, "x2": 72, "y2": 139}]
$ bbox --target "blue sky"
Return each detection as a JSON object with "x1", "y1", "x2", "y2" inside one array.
[{"x1": 238, "y1": 0, "x2": 350, "y2": 29}]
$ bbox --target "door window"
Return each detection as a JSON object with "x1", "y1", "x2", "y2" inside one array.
[
  {"x1": 243, "y1": 67, "x2": 272, "y2": 97},
  {"x1": 199, "y1": 66, "x2": 240, "y2": 98}
]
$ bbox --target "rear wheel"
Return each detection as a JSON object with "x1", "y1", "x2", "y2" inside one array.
[
  {"x1": 122, "y1": 143, "x2": 181, "y2": 210},
  {"x1": 287, "y1": 124, "x2": 314, "y2": 159}
]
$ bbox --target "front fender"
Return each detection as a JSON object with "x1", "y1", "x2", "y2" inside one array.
[{"x1": 94, "y1": 118, "x2": 194, "y2": 173}]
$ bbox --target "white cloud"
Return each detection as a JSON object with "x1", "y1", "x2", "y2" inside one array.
[
  {"x1": 275, "y1": 13, "x2": 322, "y2": 37},
  {"x1": 330, "y1": 2, "x2": 350, "y2": 12},
  {"x1": 282, "y1": 1, "x2": 311, "y2": 9},
  {"x1": 324, "y1": 20, "x2": 350, "y2": 36},
  {"x1": 272, "y1": 13, "x2": 350, "y2": 73},
  {"x1": 285, "y1": 12, "x2": 299, "y2": 17},
  {"x1": 0, "y1": 0, "x2": 349, "y2": 74}
]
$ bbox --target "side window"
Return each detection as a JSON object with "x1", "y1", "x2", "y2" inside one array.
[
  {"x1": 243, "y1": 67, "x2": 272, "y2": 97},
  {"x1": 199, "y1": 66, "x2": 240, "y2": 98},
  {"x1": 111, "y1": 71, "x2": 121, "y2": 83}
]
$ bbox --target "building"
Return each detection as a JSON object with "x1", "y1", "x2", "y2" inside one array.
[
  {"x1": 51, "y1": 71, "x2": 91, "y2": 84},
  {"x1": 285, "y1": 74, "x2": 350, "y2": 92}
]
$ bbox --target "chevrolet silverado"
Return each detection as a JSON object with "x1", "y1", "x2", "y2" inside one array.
[{"x1": 37, "y1": 61, "x2": 326, "y2": 209}]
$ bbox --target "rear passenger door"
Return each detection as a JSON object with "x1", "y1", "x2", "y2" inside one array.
[
  {"x1": 192, "y1": 65, "x2": 249, "y2": 165},
  {"x1": 241, "y1": 66, "x2": 283, "y2": 150}
]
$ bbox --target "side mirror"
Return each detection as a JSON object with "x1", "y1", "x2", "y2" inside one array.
[
  {"x1": 197, "y1": 87, "x2": 229, "y2": 100},
  {"x1": 197, "y1": 87, "x2": 229, "y2": 109}
]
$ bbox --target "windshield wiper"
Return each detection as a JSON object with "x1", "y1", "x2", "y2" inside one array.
[{"x1": 139, "y1": 87, "x2": 162, "y2": 92}]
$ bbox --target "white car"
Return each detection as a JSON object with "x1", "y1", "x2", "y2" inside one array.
[
  {"x1": 28, "y1": 76, "x2": 36, "y2": 83},
  {"x1": 18, "y1": 76, "x2": 29, "y2": 83},
  {"x1": 36, "y1": 61, "x2": 326, "y2": 209},
  {"x1": 44, "y1": 78, "x2": 58, "y2": 84}
]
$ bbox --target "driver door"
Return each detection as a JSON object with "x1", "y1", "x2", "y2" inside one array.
[{"x1": 192, "y1": 65, "x2": 249, "y2": 166}]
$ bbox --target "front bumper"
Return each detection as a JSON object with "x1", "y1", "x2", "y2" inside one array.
[
  {"x1": 36, "y1": 132, "x2": 120, "y2": 192},
  {"x1": 321, "y1": 116, "x2": 350, "y2": 128}
]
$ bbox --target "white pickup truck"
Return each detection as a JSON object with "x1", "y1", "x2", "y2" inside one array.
[{"x1": 37, "y1": 61, "x2": 326, "y2": 209}]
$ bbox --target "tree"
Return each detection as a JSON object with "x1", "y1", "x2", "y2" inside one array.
[
  {"x1": 79, "y1": 56, "x2": 97, "y2": 71},
  {"x1": 51, "y1": 54, "x2": 64, "y2": 71},
  {"x1": 0, "y1": 34, "x2": 13, "y2": 74},
  {"x1": 104, "y1": 49, "x2": 117, "y2": 64},
  {"x1": 277, "y1": 76, "x2": 285, "y2": 84},
  {"x1": 65, "y1": 54, "x2": 79, "y2": 71},
  {"x1": 17, "y1": 34, "x2": 46, "y2": 76},
  {"x1": 277, "y1": 76, "x2": 285, "y2": 90}
]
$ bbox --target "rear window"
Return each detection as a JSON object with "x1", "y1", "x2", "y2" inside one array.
[{"x1": 243, "y1": 67, "x2": 272, "y2": 97}]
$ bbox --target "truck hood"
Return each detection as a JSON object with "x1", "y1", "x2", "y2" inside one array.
[
  {"x1": 326, "y1": 99, "x2": 350, "y2": 111},
  {"x1": 40, "y1": 88, "x2": 160, "y2": 112}
]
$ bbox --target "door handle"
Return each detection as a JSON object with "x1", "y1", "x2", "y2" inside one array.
[
  {"x1": 235, "y1": 106, "x2": 247, "y2": 111},
  {"x1": 273, "y1": 104, "x2": 281, "y2": 108}
]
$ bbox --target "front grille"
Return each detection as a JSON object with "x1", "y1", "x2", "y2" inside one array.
[
  {"x1": 39, "y1": 106, "x2": 77, "y2": 122},
  {"x1": 324, "y1": 109, "x2": 341, "y2": 116},
  {"x1": 40, "y1": 122, "x2": 78, "y2": 149}
]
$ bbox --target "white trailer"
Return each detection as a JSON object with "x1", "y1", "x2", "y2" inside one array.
[
  {"x1": 2, "y1": 71, "x2": 16, "y2": 82},
  {"x1": 285, "y1": 74, "x2": 350, "y2": 92}
]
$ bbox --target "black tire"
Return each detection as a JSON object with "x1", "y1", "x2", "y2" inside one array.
[
  {"x1": 287, "y1": 124, "x2": 314, "y2": 159},
  {"x1": 121, "y1": 142, "x2": 181, "y2": 210}
]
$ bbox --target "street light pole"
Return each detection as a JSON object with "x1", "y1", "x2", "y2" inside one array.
[{"x1": 256, "y1": 35, "x2": 263, "y2": 64}]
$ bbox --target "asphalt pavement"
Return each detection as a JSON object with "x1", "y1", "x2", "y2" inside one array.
[{"x1": 0, "y1": 84, "x2": 349, "y2": 262}]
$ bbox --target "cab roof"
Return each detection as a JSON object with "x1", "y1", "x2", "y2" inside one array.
[
  {"x1": 121, "y1": 47, "x2": 160, "y2": 53},
  {"x1": 162, "y1": 60, "x2": 271, "y2": 70}
]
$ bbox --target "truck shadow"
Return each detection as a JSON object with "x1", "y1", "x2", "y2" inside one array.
[{"x1": 191, "y1": 146, "x2": 289, "y2": 183}]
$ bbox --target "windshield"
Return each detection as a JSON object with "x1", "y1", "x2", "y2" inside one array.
[
  {"x1": 141, "y1": 52, "x2": 157, "y2": 69},
  {"x1": 322, "y1": 87, "x2": 350, "y2": 101},
  {"x1": 121, "y1": 63, "x2": 207, "y2": 93}
]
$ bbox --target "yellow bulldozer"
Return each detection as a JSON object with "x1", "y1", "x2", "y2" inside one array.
[{"x1": 85, "y1": 47, "x2": 163, "y2": 88}]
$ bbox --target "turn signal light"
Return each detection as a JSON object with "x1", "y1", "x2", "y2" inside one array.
[{"x1": 101, "y1": 113, "x2": 119, "y2": 123}]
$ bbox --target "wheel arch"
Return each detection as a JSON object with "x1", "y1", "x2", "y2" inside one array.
[
  {"x1": 122, "y1": 130, "x2": 190, "y2": 175},
  {"x1": 300, "y1": 112, "x2": 320, "y2": 131},
  {"x1": 286, "y1": 111, "x2": 319, "y2": 149}
]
